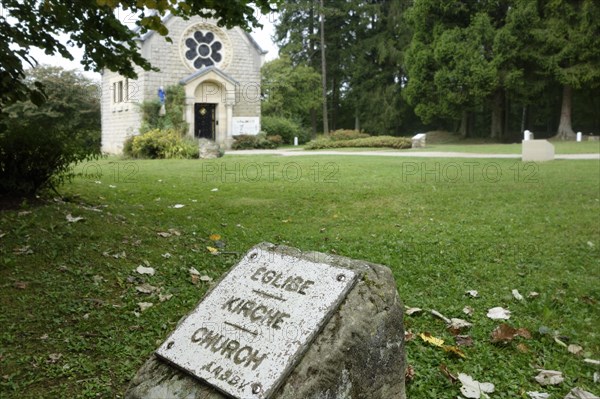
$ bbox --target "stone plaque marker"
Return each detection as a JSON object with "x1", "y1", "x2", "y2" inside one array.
[{"x1": 155, "y1": 247, "x2": 358, "y2": 399}]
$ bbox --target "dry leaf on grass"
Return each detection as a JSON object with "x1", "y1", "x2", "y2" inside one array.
[
  {"x1": 458, "y1": 373, "x2": 495, "y2": 399},
  {"x1": 491, "y1": 323, "x2": 531, "y2": 343},
  {"x1": 584, "y1": 359, "x2": 600, "y2": 366},
  {"x1": 66, "y1": 214, "x2": 84, "y2": 223},
  {"x1": 137, "y1": 302, "x2": 153, "y2": 312},
  {"x1": 564, "y1": 388, "x2": 600, "y2": 399},
  {"x1": 430, "y1": 309, "x2": 451, "y2": 324},
  {"x1": 527, "y1": 392, "x2": 550, "y2": 399},
  {"x1": 420, "y1": 332, "x2": 444, "y2": 347},
  {"x1": 512, "y1": 289, "x2": 524, "y2": 301},
  {"x1": 466, "y1": 290, "x2": 479, "y2": 298},
  {"x1": 456, "y1": 335, "x2": 474, "y2": 347},
  {"x1": 463, "y1": 306, "x2": 474, "y2": 316},
  {"x1": 405, "y1": 307, "x2": 423, "y2": 316},
  {"x1": 405, "y1": 364, "x2": 415, "y2": 382},
  {"x1": 136, "y1": 283, "x2": 158, "y2": 294},
  {"x1": 14, "y1": 281, "x2": 29, "y2": 289},
  {"x1": 404, "y1": 330, "x2": 415, "y2": 342},
  {"x1": 136, "y1": 265, "x2": 155, "y2": 276},
  {"x1": 534, "y1": 369, "x2": 564, "y2": 386},
  {"x1": 13, "y1": 246, "x2": 33, "y2": 255},
  {"x1": 443, "y1": 345, "x2": 466, "y2": 359},
  {"x1": 159, "y1": 293, "x2": 173, "y2": 302},
  {"x1": 440, "y1": 363, "x2": 458, "y2": 383},
  {"x1": 47, "y1": 353, "x2": 62, "y2": 364},
  {"x1": 448, "y1": 318, "x2": 473, "y2": 334},
  {"x1": 487, "y1": 307, "x2": 511, "y2": 320},
  {"x1": 209, "y1": 234, "x2": 221, "y2": 241},
  {"x1": 207, "y1": 246, "x2": 219, "y2": 255},
  {"x1": 568, "y1": 344, "x2": 583, "y2": 356}
]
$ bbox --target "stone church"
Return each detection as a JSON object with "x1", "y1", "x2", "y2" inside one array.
[{"x1": 101, "y1": 15, "x2": 266, "y2": 154}]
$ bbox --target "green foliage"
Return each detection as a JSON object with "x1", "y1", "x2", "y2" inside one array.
[
  {"x1": 261, "y1": 115, "x2": 310, "y2": 144},
  {"x1": 126, "y1": 129, "x2": 198, "y2": 159},
  {"x1": 305, "y1": 135, "x2": 411, "y2": 150},
  {"x1": 231, "y1": 133, "x2": 281, "y2": 150},
  {"x1": 0, "y1": 66, "x2": 101, "y2": 196},
  {"x1": 261, "y1": 55, "x2": 321, "y2": 122},
  {"x1": 138, "y1": 85, "x2": 188, "y2": 135},
  {"x1": 328, "y1": 129, "x2": 370, "y2": 141},
  {"x1": 0, "y1": 0, "x2": 279, "y2": 112}
]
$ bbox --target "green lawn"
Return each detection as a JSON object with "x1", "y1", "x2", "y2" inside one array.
[
  {"x1": 1, "y1": 156, "x2": 599, "y2": 398},
  {"x1": 409, "y1": 140, "x2": 600, "y2": 154}
]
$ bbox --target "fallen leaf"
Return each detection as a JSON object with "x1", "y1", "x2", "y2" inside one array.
[
  {"x1": 0, "y1": 232, "x2": 6, "y2": 239},
  {"x1": 517, "y1": 343, "x2": 530, "y2": 353},
  {"x1": 39, "y1": 334, "x2": 48, "y2": 340},
  {"x1": 534, "y1": 369, "x2": 564, "y2": 386},
  {"x1": 168, "y1": 228, "x2": 181, "y2": 236},
  {"x1": 405, "y1": 307, "x2": 422, "y2": 316},
  {"x1": 456, "y1": 335, "x2": 474, "y2": 347},
  {"x1": 527, "y1": 392, "x2": 550, "y2": 399},
  {"x1": 512, "y1": 289, "x2": 524, "y2": 301},
  {"x1": 487, "y1": 307, "x2": 511, "y2": 320},
  {"x1": 491, "y1": 323, "x2": 531, "y2": 343},
  {"x1": 593, "y1": 372, "x2": 599, "y2": 383},
  {"x1": 448, "y1": 318, "x2": 472, "y2": 331},
  {"x1": 463, "y1": 306, "x2": 474, "y2": 316},
  {"x1": 564, "y1": 388, "x2": 599, "y2": 399},
  {"x1": 420, "y1": 332, "x2": 444, "y2": 347},
  {"x1": 209, "y1": 234, "x2": 221, "y2": 241},
  {"x1": 189, "y1": 267, "x2": 200, "y2": 276},
  {"x1": 405, "y1": 364, "x2": 415, "y2": 382},
  {"x1": 430, "y1": 309, "x2": 451, "y2": 324},
  {"x1": 92, "y1": 275, "x2": 104, "y2": 284},
  {"x1": 109, "y1": 184, "x2": 117, "y2": 188},
  {"x1": 13, "y1": 245, "x2": 33, "y2": 255},
  {"x1": 137, "y1": 302, "x2": 153, "y2": 312},
  {"x1": 568, "y1": 344, "x2": 583, "y2": 356},
  {"x1": 161, "y1": 252, "x2": 172, "y2": 259},
  {"x1": 135, "y1": 265, "x2": 155, "y2": 276},
  {"x1": 466, "y1": 290, "x2": 479, "y2": 298},
  {"x1": 14, "y1": 281, "x2": 29, "y2": 289},
  {"x1": 458, "y1": 373, "x2": 495, "y2": 399},
  {"x1": 66, "y1": 214, "x2": 84, "y2": 223},
  {"x1": 171, "y1": 204, "x2": 185, "y2": 209},
  {"x1": 157, "y1": 232, "x2": 171, "y2": 238},
  {"x1": 136, "y1": 283, "x2": 158, "y2": 294},
  {"x1": 584, "y1": 359, "x2": 600, "y2": 366},
  {"x1": 199, "y1": 275, "x2": 213, "y2": 282},
  {"x1": 211, "y1": 188, "x2": 218, "y2": 192},
  {"x1": 191, "y1": 275, "x2": 199, "y2": 285},
  {"x1": 529, "y1": 292, "x2": 540, "y2": 298},
  {"x1": 587, "y1": 241, "x2": 595, "y2": 248},
  {"x1": 555, "y1": 337, "x2": 568, "y2": 347},
  {"x1": 440, "y1": 363, "x2": 458, "y2": 383},
  {"x1": 47, "y1": 353, "x2": 62, "y2": 364},
  {"x1": 206, "y1": 246, "x2": 219, "y2": 255},
  {"x1": 159, "y1": 293, "x2": 173, "y2": 302},
  {"x1": 405, "y1": 330, "x2": 415, "y2": 342},
  {"x1": 443, "y1": 345, "x2": 466, "y2": 358}
]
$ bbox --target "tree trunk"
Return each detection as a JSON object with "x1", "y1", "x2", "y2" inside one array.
[
  {"x1": 320, "y1": 0, "x2": 329, "y2": 135},
  {"x1": 490, "y1": 90, "x2": 504, "y2": 140},
  {"x1": 355, "y1": 111, "x2": 360, "y2": 131},
  {"x1": 459, "y1": 111, "x2": 469, "y2": 138},
  {"x1": 520, "y1": 105, "x2": 527, "y2": 136},
  {"x1": 555, "y1": 85, "x2": 575, "y2": 140},
  {"x1": 311, "y1": 109, "x2": 317, "y2": 138}
]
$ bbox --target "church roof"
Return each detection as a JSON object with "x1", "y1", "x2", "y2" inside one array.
[
  {"x1": 134, "y1": 13, "x2": 268, "y2": 55},
  {"x1": 179, "y1": 66, "x2": 239, "y2": 86}
]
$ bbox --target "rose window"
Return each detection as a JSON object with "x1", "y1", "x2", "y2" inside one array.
[{"x1": 185, "y1": 31, "x2": 223, "y2": 69}]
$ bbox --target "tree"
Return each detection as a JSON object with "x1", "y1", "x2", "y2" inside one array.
[
  {"x1": 536, "y1": 0, "x2": 600, "y2": 139},
  {"x1": 261, "y1": 56, "x2": 321, "y2": 122},
  {"x1": 0, "y1": 0, "x2": 280, "y2": 113},
  {"x1": 0, "y1": 66, "x2": 101, "y2": 196}
]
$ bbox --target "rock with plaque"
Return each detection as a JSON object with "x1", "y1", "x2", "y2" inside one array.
[{"x1": 125, "y1": 243, "x2": 406, "y2": 399}]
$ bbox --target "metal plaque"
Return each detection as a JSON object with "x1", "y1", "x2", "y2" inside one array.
[{"x1": 156, "y1": 247, "x2": 358, "y2": 399}]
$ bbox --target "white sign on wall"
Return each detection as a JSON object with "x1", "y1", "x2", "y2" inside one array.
[{"x1": 232, "y1": 117, "x2": 260, "y2": 136}]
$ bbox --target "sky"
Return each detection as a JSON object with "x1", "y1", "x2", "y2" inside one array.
[{"x1": 27, "y1": 11, "x2": 279, "y2": 81}]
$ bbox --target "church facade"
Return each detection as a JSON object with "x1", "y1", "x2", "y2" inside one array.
[{"x1": 101, "y1": 15, "x2": 266, "y2": 154}]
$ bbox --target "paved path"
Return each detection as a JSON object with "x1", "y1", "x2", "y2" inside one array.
[{"x1": 227, "y1": 149, "x2": 600, "y2": 160}]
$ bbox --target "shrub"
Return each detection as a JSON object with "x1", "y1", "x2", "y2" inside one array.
[
  {"x1": 329, "y1": 129, "x2": 370, "y2": 141},
  {"x1": 138, "y1": 85, "x2": 188, "y2": 135},
  {"x1": 127, "y1": 129, "x2": 198, "y2": 159},
  {"x1": 232, "y1": 133, "x2": 280, "y2": 150},
  {"x1": 304, "y1": 135, "x2": 412, "y2": 150},
  {"x1": 261, "y1": 116, "x2": 310, "y2": 144}
]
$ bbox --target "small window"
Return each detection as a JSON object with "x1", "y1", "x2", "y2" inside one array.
[{"x1": 112, "y1": 79, "x2": 129, "y2": 104}]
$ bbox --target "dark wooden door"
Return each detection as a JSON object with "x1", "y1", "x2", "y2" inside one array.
[{"x1": 194, "y1": 103, "x2": 216, "y2": 139}]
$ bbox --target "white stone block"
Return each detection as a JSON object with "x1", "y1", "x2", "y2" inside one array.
[
  {"x1": 522, "y1": 139, "x2": 554, "y2": 162},
  {"x1": 412, "y1": 133, "x2": 426, "y2": 148}
]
